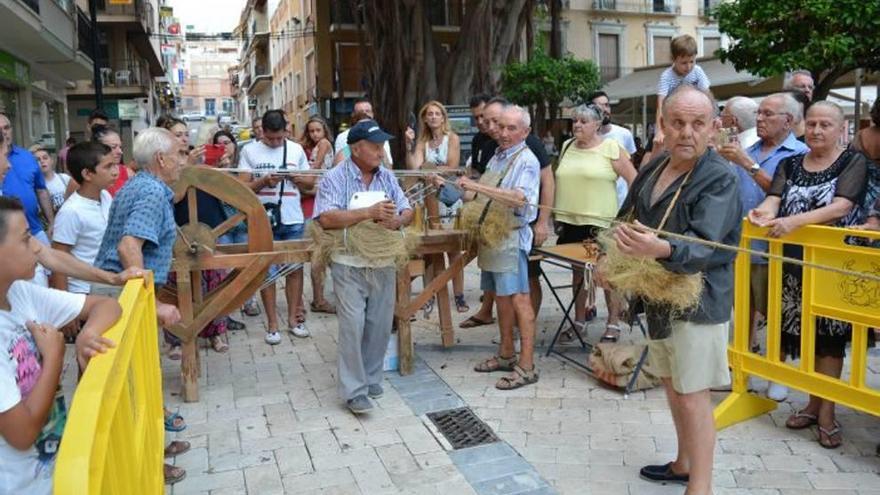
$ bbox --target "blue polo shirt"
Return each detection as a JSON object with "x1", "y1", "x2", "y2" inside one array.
[
  {"x1": 95, "y1": 171, "x2": 177, "y2": 284},
  {"x1": 2, "y1": 145, "x2": 47, "y2": 235},
  {"x1": 737, "y1": 132, "x2": 808, "y2": 263}
]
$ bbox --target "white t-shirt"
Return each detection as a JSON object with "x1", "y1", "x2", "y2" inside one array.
[
  {"x1": 334, "y1": 129, "x2": 394, "y2": 165},
  {"x1": 0, "y1": 281, "x2": 85, "y2": 495},
  {"x1": 599, "y1": 124, "x2": 637, "y2": 209},
  {"x1": 239, "y1": 140, "x2": 309, "y2": 225},
  {"x1": 52, "y1": 191, "x2": 113, "y2": 293},
  {"x1": 44, "y1": 173, "x2": 72, "y2": 211}
]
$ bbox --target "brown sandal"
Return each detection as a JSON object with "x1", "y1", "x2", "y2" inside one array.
[
  {"x1": 495, "y1": 364, "x2": 539, "y2": 390},
  {"x1": 164, "y1": 440, "x2": 191, "y2": 458},
  {"x1": 474, "y1": 355, "x2": 517, "y2": 373},
  {"x1": 310, "y1": 300, "x2": 336, "y2": 314},
  {"x1": 785, "y1": 410, "x2": 818, "y2": 430},
  {"x1": 164, "y1": 463, "x2": 187, "y2": 485},
  {"x1": 817, "y1": 420, "x2": 842, "y2": 449}
]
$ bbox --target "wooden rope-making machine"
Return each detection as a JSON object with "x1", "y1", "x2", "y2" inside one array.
[{"x1": 161, "y1": 166, "x2": 473, "y2": 402}]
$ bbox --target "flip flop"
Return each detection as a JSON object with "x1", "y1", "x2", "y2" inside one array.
[
  {"x1": 164, "y1": 411, "x2": 187, "y2": 432},
  {"x1": 459, "y1": 316, "x2": 495, "y2": 329},
  {"x1": 817, "y1": 420, "x2": 842, "y2": 449}
]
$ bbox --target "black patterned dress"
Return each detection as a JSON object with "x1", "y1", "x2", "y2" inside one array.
[{"x1": 770, "y1": 149, "x2": 869, "y2": 358}]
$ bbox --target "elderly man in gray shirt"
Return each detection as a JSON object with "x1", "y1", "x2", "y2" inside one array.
[{"x1": 608, "y1": 86, "x2": 741, "y2": 494}]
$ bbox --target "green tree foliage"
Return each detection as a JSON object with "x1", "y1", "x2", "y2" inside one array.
[
  {"x1": 715, "y1": 0, "x2": 880, "y2": 100},
  {"x1": 501, "y1": 51, "x2": 601, "y2": 126}
]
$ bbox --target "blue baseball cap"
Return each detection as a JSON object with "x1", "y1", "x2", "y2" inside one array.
[{"x1": 347, "y1": 119, "x2": 394, "y2": 144}]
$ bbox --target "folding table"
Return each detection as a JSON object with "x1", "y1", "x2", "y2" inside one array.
[{"x1": 533, "y1": 242, "x2": 650, "y2": 396}]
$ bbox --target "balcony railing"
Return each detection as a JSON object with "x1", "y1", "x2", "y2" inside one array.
[
  {"x1": 97, "y1": 0, "x2": 154, "y2": 33},
  {"x1": 592, "y1": 0, "x2": 680, "y2": 15},
  {"x1": 698, "y1": 0, "x2": 722, "y2": 17},
  {"x1": 77, "y1": 7, "x2": 95, "y2": 62},
  {"x1": 97, "y1": 59, "x2": 146, "y2": 88}
]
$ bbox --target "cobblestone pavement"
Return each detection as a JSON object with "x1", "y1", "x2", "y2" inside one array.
[{"x1": 153, "y1": 261, "x2": 880, "y2": 495}]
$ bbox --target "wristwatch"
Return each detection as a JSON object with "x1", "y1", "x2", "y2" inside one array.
[{"x1": 748, "y1": 162, "x2": 761, "y2": 176}]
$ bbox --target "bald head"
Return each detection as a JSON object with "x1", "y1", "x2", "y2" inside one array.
[
  {"x1": 661, "y1": 86, "x2": 716, "y2": 121},
  {"x1": 659, "y1": 86, "x2": 718, "y2": 165}
]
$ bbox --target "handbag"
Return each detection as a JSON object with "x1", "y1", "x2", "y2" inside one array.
[{"x1": 263, "y1": 141, "x2": 287, "y2": 230}]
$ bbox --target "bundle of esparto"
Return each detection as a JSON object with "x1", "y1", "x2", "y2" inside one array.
[
  {"x1": 458, "y1": 197, "x2": 518, "y2": 249},
  {"x1": 309, "y1": 220, "x2": 418, "y2": 269},
  {"x1": 596, "y1": 228, "x2": 703, "y2": 311}
]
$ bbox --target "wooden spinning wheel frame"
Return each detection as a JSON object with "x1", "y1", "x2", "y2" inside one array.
[{"x1": 165, "y1": 167, "x2": 471, "y2": 402}]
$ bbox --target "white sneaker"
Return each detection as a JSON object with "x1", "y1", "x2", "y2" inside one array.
[
  {"x1": 767, "y1": 382, "x2": 789, "y2": 402},
  {"x1": 289, "y1": 323, "x2": 310, "y2": 338},
  {"x1": 264, "y1": 331, "x2": 282, "y2": 345}
]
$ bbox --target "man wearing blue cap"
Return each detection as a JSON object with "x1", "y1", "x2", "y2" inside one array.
[{"x1": 314, "y1": 119, "x2": 413, "y2": 414}]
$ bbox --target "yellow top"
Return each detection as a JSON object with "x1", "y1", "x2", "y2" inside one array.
[{"x1": 554, "y1": 138, "x2": 621, "y2": 228}]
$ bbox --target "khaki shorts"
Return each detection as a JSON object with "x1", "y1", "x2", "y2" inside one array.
[
  {"x1": 89, "y1": 283, "x2": 122, "y2": 298},
  {"x1": 648, "y1": 320, "x2": 731, "y2": 394},
  {"x1": 750, "y1": 264, "x2": 769, "y2": 316}
]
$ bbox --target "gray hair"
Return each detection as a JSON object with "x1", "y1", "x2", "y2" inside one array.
[
  {"x1": 765, "y1": 92, "x2": 803, "y2": 124},
  {"x1": 133, "y1": 127, "x2": 176, "y2": 169},
  {"x1": 571, "y1": 104, "x2": 603, "y2": 123},
  {"x1": 724, "y1": 96, "x2": 758, "y2": 131},
  {"x1": 503, "y1": 104, "x2": 531, "y2": 129},
  {"x1": 783, "y1": 70, "x2": 813, "y2": 90},
  {"x1": 661, "y1": 85, "x2": 717, "y2": 120},
  {"x1": 806, "y1": 100, "x2": 845, "y2": 125}
]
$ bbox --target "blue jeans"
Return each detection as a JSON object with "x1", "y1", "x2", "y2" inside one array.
[{"x1": 218, "y1": 230, "x2": 248, "y2": 245}]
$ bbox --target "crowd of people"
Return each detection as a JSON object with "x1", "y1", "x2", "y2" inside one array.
[{"x1": 0, "y1": 31, "x2": 878, "y2": 494}]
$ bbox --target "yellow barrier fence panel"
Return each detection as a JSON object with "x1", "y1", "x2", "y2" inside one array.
[
  {"x1": 715, "y1": 222, "x2": 880, "y2": 430},
  {"x1": 54, "y1": 274, "x2": 164, "y2": 494}
]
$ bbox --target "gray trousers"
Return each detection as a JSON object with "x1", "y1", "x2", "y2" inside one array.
[{"x1": 331, "y1": 262, "x2": 396, "y2": 400}]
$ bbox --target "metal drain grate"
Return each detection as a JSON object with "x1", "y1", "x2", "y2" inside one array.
[{"x1": 427, "y1": 407, "x2": 499, "y2": 450}]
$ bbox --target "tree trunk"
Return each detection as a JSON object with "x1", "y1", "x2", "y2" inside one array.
[
  {"x1": 813, "y1": 66, "x2": 850, "y2": 102},
  {"x1": 549, "y1": 0, "x2": 562, "y2": 59},
  {"x1": 359, "y1": 0, "x2": 531, "y2": 164}
]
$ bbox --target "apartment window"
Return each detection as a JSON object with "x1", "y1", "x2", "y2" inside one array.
[
  {"x1": 652, "y1": 36, "x2": 671, "y2": 65},
  {"x1": 702, "y1": 37, "x2": 721, "y2": 57},
  {"x1": 646, "y1": 24, "x2": 677, "y2": 65},
  {"x1": 428, "y1": 0, "x2": 463, "y2": 26},
  {"x1": 295, "y1": 72, "x2": 302, "y2": 106},
  {"x1": 592, "y1": 22, "x2": 626, "y2": 80},
  {"x1": 184, "y1": 97, "x2": 195, "y2": 109},
  {"x1": 336, "y1": 43, "x2": 364, "y2": 93},
  {"x1": 205, "y1": 98, "x2": 216, "y2": 116},
  {"x1": 598, "y1": 34, "x2": 620, "y2": 82}
]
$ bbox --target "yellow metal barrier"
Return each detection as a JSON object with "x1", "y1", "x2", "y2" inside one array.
[
  {"x1": 54, "y1": 275, "x2": 164, "y2": 494},
  {"x1": 715, "y1": 222, "x2": 880, "y2": 429}
]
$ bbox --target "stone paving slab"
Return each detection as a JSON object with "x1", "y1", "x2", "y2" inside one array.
[{"x1": 130, "y1": 260, "x2": 880, "y2": 494}]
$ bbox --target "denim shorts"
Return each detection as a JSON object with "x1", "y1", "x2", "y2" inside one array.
[
  {"x1": 268, "y1": 223, "x2": 304, "y2": 280},
  {"x1": 479, "y1": 249, "x2": 530, "y2": 296}
]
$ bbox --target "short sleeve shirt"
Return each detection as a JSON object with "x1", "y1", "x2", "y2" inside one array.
[
  {"x1": 484, "y1": 142, "x2": 540, "y2": 251},
  {"x1": 0, "y1": 281, "x2": 84, "y2": 494},
  {"x1": 95, "y1": 171, "x2": 177, "y2": 284},
  {"x1": 657, "y1": 65, "x2": 711, "y2": 97},
  {"x1": 3, "y1": 146, "x2": 47, "y2": 235},
  {"x1": 52, "y1": 191, "x2": 113, "y2": 293},
  {"x1": 554, "y1": 138, "x2": 621, "y2": 228},
  {"x1": 238, "y1": 140, "x2": 309, "y2": 225}
]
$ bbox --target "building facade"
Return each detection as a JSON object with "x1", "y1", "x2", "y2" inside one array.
[
  {"x1": 560, "y1": 0, "x2": 726, "y2": 84},
  {"x1": 65, "y1": 0, "x2": 166, "y2": 149},
  {"x1": 0, "y1": 0, "x2": 93, "y2": 150},
  {"x1": 234, "y1": 0, "x2": 273, "y2": 125},
  {"x1": 179, "y1": 34, "x2": 238, "y2": 118}
]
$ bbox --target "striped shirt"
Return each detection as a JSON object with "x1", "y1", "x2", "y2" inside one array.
[
  {"x1": 657, "y1": 64, "x2": 711, "y2": 97},
  {"x1": 313, "y1": 159, "x2": 411, "y2": 219}
]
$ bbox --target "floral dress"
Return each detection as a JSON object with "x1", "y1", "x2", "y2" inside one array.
[{"x1": 771, "y1": 149, "x2": 868, "y2": 358}]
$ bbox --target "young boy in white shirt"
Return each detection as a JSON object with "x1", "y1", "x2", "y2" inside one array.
[
  {"x1": 50, "y1": 141, "x2": 117, "y2": 295},
  {"x1": 0, "y1": 197, "x2": 121, "y2": 494}
]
